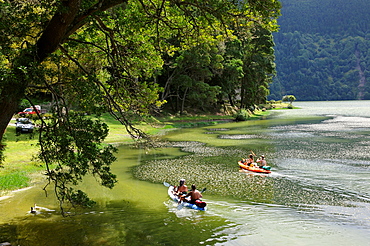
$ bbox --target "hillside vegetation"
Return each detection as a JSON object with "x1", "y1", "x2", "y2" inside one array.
[{"x1": 270, "y1": 0, "x2": 370, "y2": 101}]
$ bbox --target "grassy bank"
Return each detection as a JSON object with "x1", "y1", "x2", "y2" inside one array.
[
  {"x1": 0, "y1": 107, "x2": 278, "y2": 195},
  {"x1": 0, "y1": 124, "x2": 43, "y2": 196}
]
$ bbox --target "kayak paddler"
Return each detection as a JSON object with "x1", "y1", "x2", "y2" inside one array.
[
  {"x1": 257, "y1": 155, "x2": 267, "y2": 168},
  {"x1": 185, "y1": 184, "x2": 202, "y2": 204},
  {"x1": 246, "y1": 154, "x2": 255, "y2": 167},
  {"x1": 174, "y1": 179, "x2": 188, "y2": 196}
]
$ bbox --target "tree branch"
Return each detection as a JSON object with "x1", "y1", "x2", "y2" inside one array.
[{"x1": 36, "y1": 0, "x2": 81, "y2": 61}]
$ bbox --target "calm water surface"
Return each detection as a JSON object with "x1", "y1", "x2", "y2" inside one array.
[{"x1": 1, "y1": 101, "x2": 370, "y2": 245}]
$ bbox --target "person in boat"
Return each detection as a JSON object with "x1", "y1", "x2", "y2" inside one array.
[
  {"x1": 246, "y1": 154, "x2": 255, "y2": 167},
  {"x1": 174, "y1": 179, "x2": 188, "y2": 196},
  {"x1": 184, "y1": 184, "x2": 202, "y2": 204},
  {"x1": 256, "y1": 155, "x2": 267, "y2": 168}
]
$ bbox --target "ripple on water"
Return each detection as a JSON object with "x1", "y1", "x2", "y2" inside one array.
[
  {"x1": 138, "y1": 104, "x2": 370, "y2": 245},
  {"x1": 205, "y1": 128, "x2": 230, "y2": 131},
  {"x1": 218, "y1": 134, "x2": 261, "y2": 139}
]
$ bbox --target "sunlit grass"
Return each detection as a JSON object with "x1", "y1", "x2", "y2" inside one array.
[
  {"x1": 162, "y1": 118, "x2": 273, "y2": 148},
  {"x1": 0, "y1": 171, "x2": 30, "y2": 190},
  {"x1": 0, "y1": 126, "x2": 42, "y2": 194},
  {"x1": 157, "y1": 114, "x2": 233, "y2": 122}
]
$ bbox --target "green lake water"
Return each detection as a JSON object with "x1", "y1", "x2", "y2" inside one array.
[{"x1": 1, "y1": 101, "x2": 370, "y2": 245}]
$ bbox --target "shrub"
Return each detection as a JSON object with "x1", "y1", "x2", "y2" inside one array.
[{"x1": 234, "y1": 109, "x2": 250, "y2": 121}]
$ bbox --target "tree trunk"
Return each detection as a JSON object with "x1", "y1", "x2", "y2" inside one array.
[
  {"x1": 0, "y1": 52, "x2": 35, "y2": 141},
  {"x1": 228, "y1": 94, "x2": 234, "y2": 107},
  {"x1": 0, "y1": 0, "x2": 132, "y2": 143},
  {"x1": 0, "y1": 88, "x2": 23, "y2": 141},
  {"x1": 180, "y1": 87, "x2": 189, "y2": 114},
  {"x1": 0, "y1": 0, "x2": 82, "y2": 142}
]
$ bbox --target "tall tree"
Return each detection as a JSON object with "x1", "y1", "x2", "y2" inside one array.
[
  {"x1": 159, "y1": 41, "x2": 223, "y2": 113},
  {"x1": 213, "y1": 38, "x2": 244, "y2": 108},
  {"x1": 240, "y1": 25, "x2": 277, "y2": 109}
]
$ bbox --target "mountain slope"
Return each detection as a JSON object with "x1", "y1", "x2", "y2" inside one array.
[{"x1": 270, "y1": 0, "x2": 370, "y2": 101}]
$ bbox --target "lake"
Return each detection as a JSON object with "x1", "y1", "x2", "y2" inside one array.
[{"x1": 1, "y1": 100, "x2": 370, "y2": 245}]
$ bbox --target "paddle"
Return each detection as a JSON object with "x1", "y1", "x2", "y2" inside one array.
[{"x1": 251, "y1": 150, "x2": 257, "y2": 157}]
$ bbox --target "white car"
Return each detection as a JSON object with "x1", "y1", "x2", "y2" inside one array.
[{"x1": 15, "y1": 118, "x2": 34, "y2": 133}]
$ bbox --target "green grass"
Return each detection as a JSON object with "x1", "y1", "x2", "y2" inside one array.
[
  {"x1": 0, "y1": 126, "x2": 42, "y2": 195},
  {"x1": 0, "y1": 171, "x2": 30, "y2": 190},
  {"x1": 157, "y1": 114, "x2": 233, "y2": 122}
]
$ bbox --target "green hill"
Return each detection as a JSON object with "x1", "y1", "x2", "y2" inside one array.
[{"x1": 269, "y1": 0, "x2": 370, "y2": 101}]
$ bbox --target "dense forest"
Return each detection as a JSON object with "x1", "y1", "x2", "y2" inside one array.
[{"x1": 269, "y1": 0, "x2": 370, "y2": 101}]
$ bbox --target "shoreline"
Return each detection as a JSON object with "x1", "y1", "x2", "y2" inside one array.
[{"x1": 0, "y1": 186, "x2": 34, "y2": 201}]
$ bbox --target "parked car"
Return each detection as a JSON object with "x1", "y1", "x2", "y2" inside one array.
[
  {"x1": 15, "y1": 118, "x2": 34, "y2": 133},
  {"x1": 17, "y1": 105, "x2": 41, "y2": 116}
]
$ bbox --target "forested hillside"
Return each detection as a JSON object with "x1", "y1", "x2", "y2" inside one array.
[{"x1": 270, "y1": 0, "x2": 370, "y2": 101}]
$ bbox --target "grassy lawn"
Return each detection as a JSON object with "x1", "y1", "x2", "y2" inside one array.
[{"x1": 0, "y1": 125, "x2": 42, "y2": 195}]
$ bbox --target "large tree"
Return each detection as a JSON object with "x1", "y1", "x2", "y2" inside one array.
[
  {"x1": 158, "y1": 41, "x2": 223, "y2": 113},
  {"x1": 240, "y1": 25, "x2": 277, "y2": 108},
  {"x1": 0, "y1": 0, "x2": 280, "y2": 211}
]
